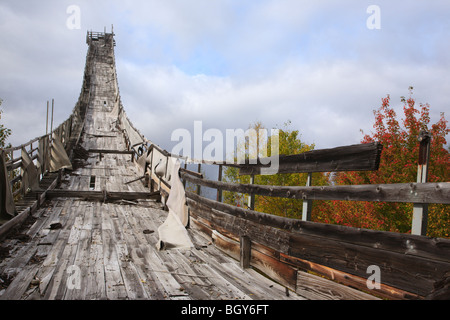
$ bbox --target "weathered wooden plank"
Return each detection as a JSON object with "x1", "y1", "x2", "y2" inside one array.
[
  {"x1": 37, "y1": 238, "x2": 67, "y2": 295},
  {"x1": 139, "y1": 245, "x2": 188, "y2": 298},
  {"x1": 127, "y1": 246, "x2": 166, "y2": 300},
  {"x1": 84, "y1": 203, "x2": 106, "y2": 299},
  {"x1": 211, "y1": 230, "x2": 240, "y2": 261},
  {"x1": 188, "y1": 197, "x2": 290, "y2": 255},
  {"x1": 85, "y1": 242, "x2": 106, "y2": 300},
  {"x1": 115, "y1": 242, "x2": 149, "y2": 300},
  {"x1": 187, "y1": 191, "x2": 295, "y2": 241},
  {"x1": 238, "y1": 142, "x2": 383, "y2": 175},
  {"x1": 64, "y1": 229, "x2": 91, "y2": 300},
  {"x1": 288, "y1": 219, "x2": 450, "y2": 264},
  {"x1": 87, "y1": 149, "x2": 134, "y2": 155},
  {"x1": 296, "y1": 271, "x2": 379, "y2": 300},
  {"x1": 43, "y1": 243, "x2": 78, "y2": 300},
  {"x1": 210, "y1": 226, "x2": 297, "y2": 292},
  {"x1": 67, "y1": 214, "x2": 84, "y2": 245},
  {"x1": 221, "y1": 262, "x2": 305, "y2": 300},
  {"x1": 114, "y1": 204, "x2": 159, "y2": 300},
  {"x1": 102, "y1": 228, "x2": 128, "y2": 300},
  {"x1": 162, "y1": 250, "x2": 215, "y2": 300},
  {"x1": 0, "y1": 264, "x2": 40, "y2": 300},
  {"x1": 0, "y1": 243, "x2": 38, "y2": 279},
  {"x1": 288, "y1": 233, "x2": 450, "y2": 297},
  {"x1": 182, "y1": 172, "x2": 450, "y2": 205},
  {"x1": 187, "y1": 249, "x2": 252, "y2": 300},
  {"x1": 250, "y1": 249, "x2": 298, "y2": 292},
  {"x1": 46, "y1": 190, "x2": 160, "y2": 202},
  {"x1": 280, "y1": 253, "x2": 419, "y2": 300}
]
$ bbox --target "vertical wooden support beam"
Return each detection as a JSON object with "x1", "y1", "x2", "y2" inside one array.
[
  {"x1": 183, "y1": 161, "x2": 187, "y2": 189},
  {"x1": 217, "y1": 164, "x2": 223, "y2": 202},
  {"x1": 412, "y1": 131, "x2": 431, "y2": 236},
  {"x1": 302, "y1": 172, "x2": 313, "y2": 221},
  {"x1": 50, "y1": 99, "x2": 54, "y2": 141},
  {"x1": 197, "y1": 163, "x2": 202, "y2": 195},
  {"x1": 46, "y1": 101, "x2": 49, "y2": 136},
  {"x1": 240, "y1": 236, "x2": 251, "y2": 269},
  {"x1": 248, "y1": 175, "x2": 255, "y2": 210}
]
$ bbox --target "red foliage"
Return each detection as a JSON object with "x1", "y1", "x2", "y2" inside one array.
[{"x1": 313, "y1": 89, "x2": 450, "y2": 237}]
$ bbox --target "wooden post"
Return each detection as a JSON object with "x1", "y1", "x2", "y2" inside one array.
[
  {"x1": 50, "y1": 99, "x2": 54, "y2": 143},
  {"x1": 302, "y1": 172, "x2": 313, "y2": 221},
  {"x1": 217, "y1": 164, "x2": 223, "y2": 202},
  {"x1": 197, "y1": 163, "x2": 202, "y2": 195},
  {"x1": 412, "y1": 131, "x2": 431, "y2": 236},
  {"x1": 183, "y1": 161, "x2": 187, "y2": 189},
  {"x1": 46, "y1": 101, "x2": 49, "y2": 136},
  {"x1": 248, "y1": 175, "x2": 255, "y2": 210},
  {"x1": 240, "y1": 236, "x2": 251, "y2": 269}
]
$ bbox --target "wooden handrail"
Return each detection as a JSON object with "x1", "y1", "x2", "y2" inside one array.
[
  {"x1": 239, "y1": 142, "x2": 383, "y2": 175},
  {"x1": 181, "y1": 171, "x2": 450, "y2": 205}
]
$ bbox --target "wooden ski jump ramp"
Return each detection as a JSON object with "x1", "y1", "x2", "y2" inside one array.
[{"x1": 0, "y1": 30, "x2": 448, "y2": 301}]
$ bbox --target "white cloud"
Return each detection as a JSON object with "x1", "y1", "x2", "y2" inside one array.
[{"x1": 119, "y1": 56, "x2": 449, "y2": 152}]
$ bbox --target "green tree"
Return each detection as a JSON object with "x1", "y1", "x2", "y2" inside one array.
[{"x1": 223, "y1": 121, "x2": 328, "y2": 219}]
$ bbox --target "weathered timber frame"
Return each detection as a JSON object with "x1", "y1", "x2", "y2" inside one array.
[{"x1": 238, "y1": 142, "x2": 383, "y2": 175}]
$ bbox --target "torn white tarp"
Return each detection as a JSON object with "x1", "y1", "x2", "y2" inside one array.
[
  {"x1": 21, "y1": 148, "x2": 41, "y2": 192},
  {"x1": 156, "y1": 158, "x2": 193, "y2": 251},
  {"x1": 38, "y1": 136, "x2": 49, "y2": 175},
  {"x1": 0, "y1": 151, "x2": 16, "y2": 218},
  {"x1": 49, "y1": 134, "x2": 73, "y2": 172}
]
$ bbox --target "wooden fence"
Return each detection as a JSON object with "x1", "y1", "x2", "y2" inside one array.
[{"x1": 137, "y1": 137, "x2": 449, "y2": 300}]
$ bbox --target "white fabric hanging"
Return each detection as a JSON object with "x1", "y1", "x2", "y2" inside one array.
[
  {"x1": 156, "y1": 158, "x2": 193, "y2": 251},
  {"x1": 49, "y1": 134, "x2": 73, "y2": 172},
  {"x1": 21, "y1": 148, "x2": 41, "y2": 192}
]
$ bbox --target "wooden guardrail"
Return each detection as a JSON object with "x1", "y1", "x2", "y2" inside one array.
[
  {"x1": 238, "y1": 142, "x2": 383, "y2": 175},
  {"x1": 168, "y1": 142, "x2": 449, "y2": 300},
  {"x1": 119, "y1": 115, "x2": 449, "y2": 297}
]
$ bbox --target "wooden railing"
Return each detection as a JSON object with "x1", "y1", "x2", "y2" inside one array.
[
  {"x1": 128, "y1": 131, "x2": 449, "y2": 299},
  {"x1": 2, "y1": 112, "x2": 78, "y2": 199},
  {"x1": 86, "y1": 31, "x2": 116, "y2": 47}
]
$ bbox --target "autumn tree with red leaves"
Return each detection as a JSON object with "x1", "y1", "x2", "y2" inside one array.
[{"x1": 313, "y1": 88, "x2": 450, "y2": 238}]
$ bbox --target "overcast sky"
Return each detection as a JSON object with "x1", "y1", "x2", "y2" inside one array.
[{"x1": 1, "y1": 0, "x2": 449, "y2": 153}]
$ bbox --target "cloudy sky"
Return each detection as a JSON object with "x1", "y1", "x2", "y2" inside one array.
[{"x1": 1, "y1": 0, "x2": 449, "y2": 153}]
